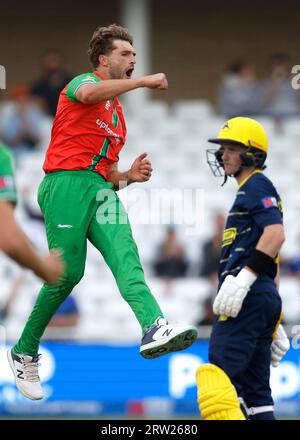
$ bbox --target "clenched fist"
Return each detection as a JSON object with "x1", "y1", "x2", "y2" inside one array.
[
  {"x1": 128, "y1": 153, "x2": 153, "y2": 183},
  {"x1": 141, "y1": 73, "x2": 168, "y2": 90}
]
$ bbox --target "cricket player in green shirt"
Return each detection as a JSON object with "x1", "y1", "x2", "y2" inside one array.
[{"x1": 7, "y1": 25, "x2": 198, "y2": 401}]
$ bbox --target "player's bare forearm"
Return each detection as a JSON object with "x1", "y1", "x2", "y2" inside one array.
[
  {"x1": 76, "y1": 73, "x2": 167, "y2": 104},
  {"x1": 107, "y1": 155, "x2": 152, "y2": 190},
  {"x1": 0, "y1": 202, "x2": 56, "y2": 281},
  {"x1": 106, "y1": 168, "x2": 132, "y2": 191},
  {"x1": 77, "y1": 78, "x2": 145, "y2": 104},
  {"x1": 255, "y1": 224, "x2": 285, "y2": 257},
  {"x1": 4, "y1": 234, "x2": 47, "y2": 277},
  {"x1": 0, "y1": 222, "x2": 45, "y2": 277}
]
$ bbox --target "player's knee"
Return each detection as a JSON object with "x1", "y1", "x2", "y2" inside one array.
[
  {"x1": 63, "y1": 268, "x2": 84, "y2": 287},
  {"x1": 196, "y1": 363, "x2": 246, "y2": 420}
]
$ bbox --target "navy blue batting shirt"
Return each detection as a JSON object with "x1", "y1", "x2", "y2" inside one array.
[{"x1": 219, "y1": 170, "x2": 283, "y2": 294}]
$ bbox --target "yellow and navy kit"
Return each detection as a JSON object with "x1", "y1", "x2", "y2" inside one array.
[{"x1": 219, "y1": 171, "x2": 282, "y2": 293}]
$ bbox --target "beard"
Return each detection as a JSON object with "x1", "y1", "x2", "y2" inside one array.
[{"x1": 108, "y1": 65, "x2": 123, "y2": 80}]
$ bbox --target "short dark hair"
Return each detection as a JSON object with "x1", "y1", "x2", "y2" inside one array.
[{"x1": 88, "y1": 24, "x2": 133, "y2": 68}]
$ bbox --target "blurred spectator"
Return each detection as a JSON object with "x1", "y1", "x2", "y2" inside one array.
[
  {"x1": 31, "y1": 50, "x2": 72, "y2": 116},
  {"x1": 153, "y1": 226, "x2": 188, "y2": 278},
  {"x1": 0, "y1": 85, "x2": 44, "y2": 162},
  {"x1": 261, "y1": 53, "x2": 300, "y2": 124},
  {"x1": 218, "y1": 60, "x2": 261, "y2": 118},
  {"x1": 153, "y1": 226, "x2": 188, "y2": 295},
  {"x1": 197, "y1": 296, "x2": 215, "y2": 326},
  {"x1": 199, "y1": 212, "x2": 225, "y2": 291}
]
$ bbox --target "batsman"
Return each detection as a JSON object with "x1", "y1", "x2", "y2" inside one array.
[{"x1": 196, "y1": 117, "x2": 290, "y2": 420}]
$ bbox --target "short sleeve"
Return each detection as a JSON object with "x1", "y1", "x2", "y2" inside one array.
[
  {"x1": 65, "y1": 73, "x2": 100, "y2": 102},
  {"x1": 245, "y1": 176, "x2": 283, "y2": 229},
  {"x1": 0, "y1": 146, "x2": 17, "y2": 204}
]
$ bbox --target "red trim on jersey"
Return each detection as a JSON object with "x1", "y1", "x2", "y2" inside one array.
[{"x1": 93, "y1": 71, "x2": 105, "y2": 80}]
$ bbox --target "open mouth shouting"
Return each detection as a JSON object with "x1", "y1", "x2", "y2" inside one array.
[{"x1": 125, "y1": 67, "x2": 134, "y2": 78}]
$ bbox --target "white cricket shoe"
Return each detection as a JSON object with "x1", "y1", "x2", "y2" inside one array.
[
  {"x1": 7, "y1": 348, "x2": 43, "y2": 400},
  {"x1": 140, "y1": 317, "x2": 198, "y2": 359}
]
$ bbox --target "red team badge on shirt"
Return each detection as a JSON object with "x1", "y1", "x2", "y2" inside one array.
[{"x1": 262, "y1": 197, "x2": 278, "y2": 209}]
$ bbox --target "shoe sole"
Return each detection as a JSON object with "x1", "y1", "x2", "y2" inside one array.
[
  {"x1": 7, "y1": 348, "x2": 43, "y2": 401},
  {"x1": 140, "y1": 327, "x2": 198, "y2": 359}
]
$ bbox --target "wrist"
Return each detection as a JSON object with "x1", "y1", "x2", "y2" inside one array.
[
  {"x1": 127, "y1": 169, "x2": 134, "y2": 185},
  {"x1": 136, "y1": 76, "x2": 146, "y2": 88},
  {"x1": 246, "y1": 249, "x2": 274, "y2": 276},
  {"x1": 236, "y1": 268, "x2": 257, "y2": 287}
]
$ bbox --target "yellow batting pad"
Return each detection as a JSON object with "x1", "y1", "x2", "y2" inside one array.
[{"x1": 196, "y1": 363, "x2": 245, "y2": 420}]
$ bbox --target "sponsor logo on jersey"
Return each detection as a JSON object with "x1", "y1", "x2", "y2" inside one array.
[
  {"x1": 222, "y1": 227, "x2": 237, "y2": 247},
  {"x1": 96, "y1": 119, "x2": 120, "y2": 139}
]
